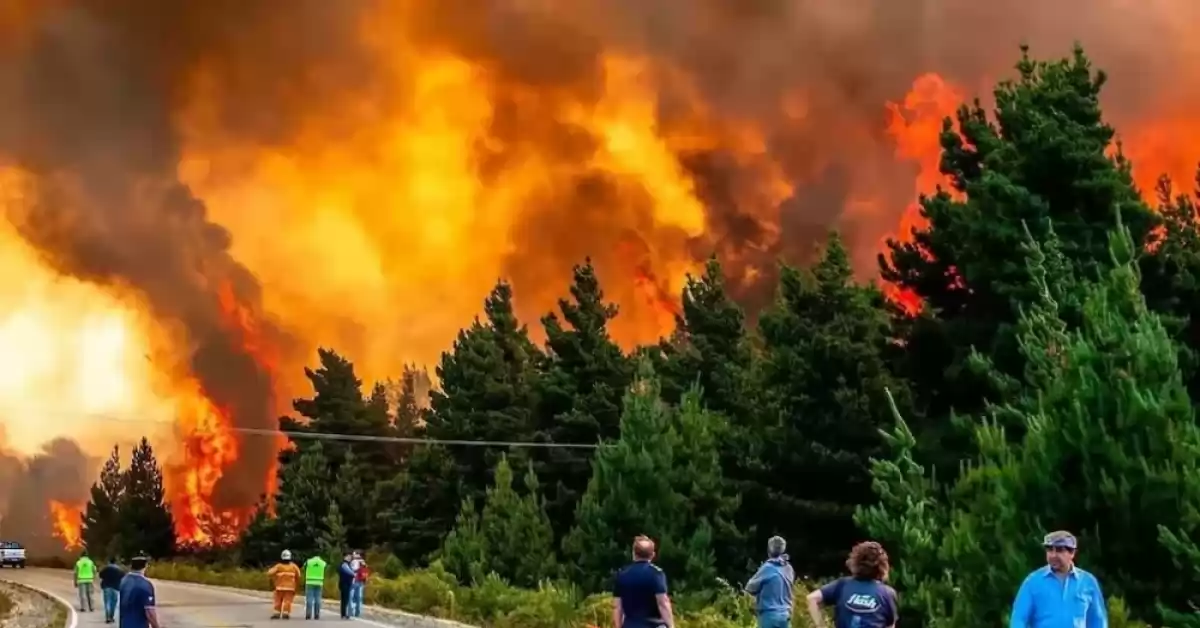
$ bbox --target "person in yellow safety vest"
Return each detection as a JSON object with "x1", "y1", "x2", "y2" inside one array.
[
  {"x1": 268, "y1": 549, "x2": 302, "y2": 620},
  {"x1": 73, "y1": 550, "x2": 97, "y2": 613},
  {"x1": 302, "y1": 553, "x2": 328, "y2": 620}
]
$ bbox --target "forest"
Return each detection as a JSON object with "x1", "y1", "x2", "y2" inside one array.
[{"x1": 77, "y1": 46, "x2": 1200, "y2": 628}]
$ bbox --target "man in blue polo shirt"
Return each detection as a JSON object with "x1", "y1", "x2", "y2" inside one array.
[
  {"x1": 1009, "y1": 530, "x2": 1108, "y2": 628},
  {"x1": 119, "y1": 553, "x2": 160, "y2": 628},
  {"x1": 612, "y1": 536, "x2": 675, "y2": 628}
]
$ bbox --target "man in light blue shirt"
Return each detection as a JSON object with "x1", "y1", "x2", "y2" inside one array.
[
  {"x1": 1009, "y1": 530, "x2": 1107, "y2": 628},
  {"x1": 745, "y1": 536, "x2": 795, "y2": 628}
]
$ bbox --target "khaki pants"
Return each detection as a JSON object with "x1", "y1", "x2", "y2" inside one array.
[{"x1": 273, "y1": 589, "x2": 296, "y2": 616}]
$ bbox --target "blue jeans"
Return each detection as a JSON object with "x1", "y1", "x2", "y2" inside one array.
[
  {"x1": 102, "y1": 588, "x2": 118, "y2": 619},
  {"x1": 350, "y1": 582, "x2": 364, "y2": 616},
  {"x1": 304, "y1": 585, "x2": 323, "y2": 618},
  {"x1": 757, "y1": 613, "x2": 790, "y2": 628}
]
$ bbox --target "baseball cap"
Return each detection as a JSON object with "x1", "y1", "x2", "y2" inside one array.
[{"x1": 1042, "y1": 530, "x2": 1077, "y2": 550}]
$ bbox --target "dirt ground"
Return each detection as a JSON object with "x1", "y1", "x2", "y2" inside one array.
[{"x1": 0, "y1": 581, "x2": 65, "y2": 628}]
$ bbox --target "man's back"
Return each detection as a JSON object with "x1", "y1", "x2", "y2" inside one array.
[
  {"x1": 118, "y1": 573, "x2": 155, "y2": 628},
  {"x1": 614, "y1": 561, "x2": 667, "y2": 628},
  {"x1": 75, "y1": 557, "x2": 96, "y2": 581},
  {"x1": 99, "y1": 564, "x2": 126, "y2": 589}
]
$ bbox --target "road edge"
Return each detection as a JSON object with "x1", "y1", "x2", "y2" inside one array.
[{"x1": 0, "y1": 577, "x2": 77, "y2": 628}]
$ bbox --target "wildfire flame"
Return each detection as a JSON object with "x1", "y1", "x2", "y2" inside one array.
[{"x1": 48, "y1": 500, "x2": 82, "y2": 550}]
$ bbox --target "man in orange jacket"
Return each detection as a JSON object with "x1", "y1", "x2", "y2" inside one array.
[{"x1": 267, "y1": 549, "x2": 302, "y2": 619}]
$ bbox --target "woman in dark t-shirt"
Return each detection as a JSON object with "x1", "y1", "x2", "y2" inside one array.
[{"x1": 805, "y1": 541, "x2": 898, "y2": 628}]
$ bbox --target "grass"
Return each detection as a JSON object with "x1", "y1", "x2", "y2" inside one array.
[
  {"x1": 0, "y1": 580, "x2": 71, "y2": 628},
  {"x1": 0, "y1": 588, "x2": 13, "y2": 620}
]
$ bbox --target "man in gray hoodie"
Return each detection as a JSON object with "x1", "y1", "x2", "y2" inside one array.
[{"x1": 745, "y1": 536, "x2": 796, "y2": 628}]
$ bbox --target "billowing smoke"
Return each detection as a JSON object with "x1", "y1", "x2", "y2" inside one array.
[
  {"x1": 0, "y1": 438, "x2": 93, "y2": 555},
  {"x1": 0, "y1": 0, "x2": 1195, "y2": 543}
]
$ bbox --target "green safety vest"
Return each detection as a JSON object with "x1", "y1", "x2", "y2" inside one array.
[
  {"x1": 303, "y1": 557, "x2": 326, "y2": 585},
  {"x1": 74, "y1": 557, "x2": 96, "y2": 580}
]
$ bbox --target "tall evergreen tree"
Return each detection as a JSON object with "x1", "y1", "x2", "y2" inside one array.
[
  {"x1": 82, "y1": 446, "x2": 124, "y2": 558},
  {"x1": 757, "y1": 232, "x2": 914, "y2": 576},
  {"x1": 880, "y1": 45, "x2": 1159, "y2": 447},
  {"x1": 320, "y1": 501, "x2": 348, "y2": 565},
  {"x1": 564, "y1": 359, "x2": 733, "y2": 593},
  {"x1": 287, "y1": 349, "x2": 390, "y2": 472},
  {"x1": 117, "y1": 438, "x2": 174, "y2": 558},
  {"x1": 478, "y1": 455, "x2": 558, "y2": 588},
  {"x1": 420, "y1": 281, "x2": 543, "y2": 532},
  {"x1": 269, "y1": 443, "x2": 333, "y2": 559},
  {"x1": 650, "y1": 256, "x2": 759, "y2": 575},
  {"x1": 374, "y1": 444, "x2": 459, "y2": 564},
  {"x1": 534, "y1": 260, "x2": 632, "y2": 541}
]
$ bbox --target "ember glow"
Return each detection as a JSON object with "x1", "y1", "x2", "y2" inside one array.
[{"x1": 0, "y1": 0, "x2": 1198, "y2": 552}]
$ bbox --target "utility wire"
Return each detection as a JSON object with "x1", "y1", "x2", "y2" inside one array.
[{"x1": 47, "y1": 414, "x2": 603, "y2": 449}]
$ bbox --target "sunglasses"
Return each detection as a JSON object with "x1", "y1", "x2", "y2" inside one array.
[{"x1": 1043, "y1": 545, "x2": 1074, "y2": 553}]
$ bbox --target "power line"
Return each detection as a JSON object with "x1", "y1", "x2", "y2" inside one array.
[
  {"x1": 238, "y1": 426, "x2": 602, "y2": 449},
  {"x1": 29, "y1": 413, "x2": 603, "y2": 449}
]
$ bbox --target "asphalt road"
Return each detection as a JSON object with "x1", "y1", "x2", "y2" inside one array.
[{"x1": 0, "y1": 567, "x2": 412, "y2": 628}]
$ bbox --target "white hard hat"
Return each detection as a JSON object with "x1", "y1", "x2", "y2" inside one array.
[{"x1": 281, "y1": 549, "x2": 292, "y2": 560}]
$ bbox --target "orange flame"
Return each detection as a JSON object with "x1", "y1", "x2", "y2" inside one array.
[
  {"x1": 881, "y1": 72, "x2": 967, "y2": 314},
  {"x1": 48, "y1": 500, "x2": 83, "y2": 550}
]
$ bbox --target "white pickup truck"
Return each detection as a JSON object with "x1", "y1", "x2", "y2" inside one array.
[{"x1": 0, "y1": 541, "x2": 25, "y2": 568}]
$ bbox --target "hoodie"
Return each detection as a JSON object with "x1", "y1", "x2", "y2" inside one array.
[{"x1": 745, "y1": 555, "x2": 795, "y2": 617}]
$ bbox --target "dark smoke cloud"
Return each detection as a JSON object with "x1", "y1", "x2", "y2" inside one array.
[
  {"x1": 0, "y1": 0, "x2": 1193, "y2": 530},
  {"x1": 0, "y1": 438, "x2": 94, "y2": 556}
]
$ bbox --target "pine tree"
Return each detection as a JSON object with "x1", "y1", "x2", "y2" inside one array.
[
  {"x1": 320, "y1": 501, "x2": 348, "y2": 565},
  {"x1": 649, "y1": 256, "x2": 759, "y2": 576},
  {"x1": 564, "y1": 359, "x2": 729, "y2": 593},
  {"x1": 82, "y1": 446, "x2": 124, "y2": 558},
  {"x1": 757, "y1": 232, "x2": 913, "y2": 576},
  {"x1": 331, "y1": 449, "x2": 370, "y2": 550},
  {"x1": 117, "y1": 438, "x2": 175, "y2": 558},
  {"x1": 270, "y1": 443, "x2": 333, "y2": 559},
  {"x1": 476, "y1": 455, "x2": 558, "y2": 588},
  {"x1": 289, "y1": 349, "x2": 390, "y2": 472},
  {"x1": 421, "y1": 281, "x2": 543, "y2": 537},
  {"x1": 374, "y1": 444, "x2": 459, "y2": 564},
  {"x1": 534, "y1": 259, "x2": 632, "y2": 542},
  {"x1": 880, "y1": 45, "x2": 1159, "y2": 453},
  {"x1": 439, "y1": 497, "x2": 487, "y2": 584},
  {"x1": 239, "y1": 499, "x2": 280, "y2": 567}
]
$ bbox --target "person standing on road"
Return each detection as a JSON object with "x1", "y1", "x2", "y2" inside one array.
[
  {"x1": 302, "y1": 553, "x2": 327, "y2": 620},
  {"x1": 118, "y1": 553, "x2": 159, "y2": 628},
  {"x1": 1009, "y1": 530, "x2": 1108, "y2": 628},
  {"x1": 351, "y1": 556, "x2": 370, "y2": 618},
  {"x1": 745, "y1": 536, "x2": 796, "y2": 628},
  {"x1": 98, "y1": 556, "x2": 126, "y2": 623},
  {"x1": 805, "y1": 541, "x2": 898, "y2": 628},
  {"x1": 74, "y1": 550, "x2": 97, "y2": 613},
  {"x1": 338, "y1": 552, "x2": 356, "y2": 619},
  {"x1": 267, "y1": 549, "x2": 302, "y2": 620},
  {"x1": 613, "y1": 535, "x2": 675, "y2": 628}
]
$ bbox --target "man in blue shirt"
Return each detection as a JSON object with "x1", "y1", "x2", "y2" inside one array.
[
  {"x1": 612, "y1": 536, "x2": 675, "y2": 628},
  {"x1": 1010, "y1": 530, "x2": 1107, "y2": 628},
  {"x1": 745, "y1": 536, "x2": 795, "y2": 628},
  {"x1": 118, "y1": 554, "x2": 160, "y2": 628}
]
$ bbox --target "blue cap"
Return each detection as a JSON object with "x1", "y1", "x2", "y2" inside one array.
[{"x1": 1042, "y1": 531, "x2": 1077, "y2": 549}]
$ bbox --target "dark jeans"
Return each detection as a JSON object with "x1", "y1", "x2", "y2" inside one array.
[{"x1": 339, "y1": 587, "x2": 351, "y2": 617}]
